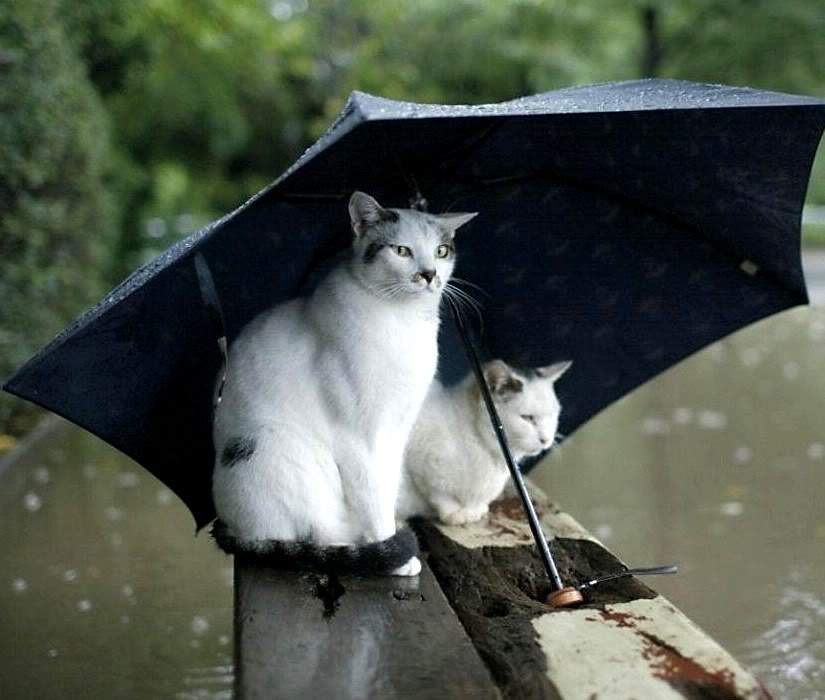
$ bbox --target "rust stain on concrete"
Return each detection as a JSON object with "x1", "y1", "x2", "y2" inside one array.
[{"x1": 639, "y1": 630, "x2": 752, "y2": 699}]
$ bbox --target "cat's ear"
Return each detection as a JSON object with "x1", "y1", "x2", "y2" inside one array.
[
  {"x1": 536, "y1": 360, "x2": 572, "y2": 383},
  {"x1": 484, "y1": 360, "x2": 524, "y2": 397},
  {"x1": 437, "y1": 211, "x2": 478, "y2": 236},
  {"x1": 349, "y1": 191, "x2": 398, "y2": 237}
]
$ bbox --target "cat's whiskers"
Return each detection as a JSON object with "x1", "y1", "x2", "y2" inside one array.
[
  {"x1": 369, "y1": 280, "x2": 407, "y2": 302},
  {"x1": 443, "y1": 282, "x2": 484, "y2": 329},
  {"x1": 450, "y1": 276, "x2": 488, "y2": 297}
]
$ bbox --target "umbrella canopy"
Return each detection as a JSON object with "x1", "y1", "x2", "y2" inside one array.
[{"x1": 4, "y1": 79, "x2": 824, "y2": 529}]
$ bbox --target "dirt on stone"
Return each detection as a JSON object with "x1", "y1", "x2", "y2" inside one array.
[{"x1": 413, "y1": 517, "x2": 657, "y2": 700}]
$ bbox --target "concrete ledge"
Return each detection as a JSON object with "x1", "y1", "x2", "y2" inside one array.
[
  {"x1": 415, "y1": 498, "x2": 771, "y2": 700},
  {"x1": 234, "y1": 555, "x2": 500, "y2": 699}
]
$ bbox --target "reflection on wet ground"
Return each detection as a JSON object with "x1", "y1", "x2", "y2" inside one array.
[
  {"x1": 534, "y1": 304, "x2": 825, "y2": 700},
  {"x1": 0, "y1": 424, "x2": 233, "y2": 700}
]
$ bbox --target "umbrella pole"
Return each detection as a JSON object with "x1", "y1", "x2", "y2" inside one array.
[{"x1": 451, "y1": 308, "x2": 579, "y2": 605}]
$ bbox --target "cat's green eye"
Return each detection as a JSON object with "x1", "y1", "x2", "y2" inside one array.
[
  {"x1": 435, "y1": 244, "x2": 451, "y2": 258},
  {"x1": 393, "y1": 245, "x2": 412, "y2": 258}
]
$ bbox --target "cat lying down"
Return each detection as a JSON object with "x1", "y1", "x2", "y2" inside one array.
[
  {"x1": 397, "y1": 359, "x2": 571, "y2": 525},
  {"x1": 210, "y1": 191, "x2": 477, "y2": 576}
]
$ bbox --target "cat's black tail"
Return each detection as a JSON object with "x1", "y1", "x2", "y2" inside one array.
[{"x1": 210, "y1": 520, "x2": 418, "y2": 576}]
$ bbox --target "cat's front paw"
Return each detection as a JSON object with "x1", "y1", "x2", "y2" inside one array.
[
  {"x1": 391, "y1": 556, "x2": 421, "y2": 577},
  {"x1": 439, "y1": 505, "x2": 487, "y2": 526}
]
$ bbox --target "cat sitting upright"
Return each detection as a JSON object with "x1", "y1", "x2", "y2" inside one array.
[
  {"x1": 211, "y1": 191, "x2": 477, "y2": 575},
  {"x1": 397, "y1": 359, "x2": 571, "y2": 525}
]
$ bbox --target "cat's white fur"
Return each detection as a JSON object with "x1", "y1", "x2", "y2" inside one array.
[
  {"x1": 212, "y1": 192, "x2": 476, "y2": 576},
  {"x1": 398, "y1": 359, "x2": 571, "y2": 525}
]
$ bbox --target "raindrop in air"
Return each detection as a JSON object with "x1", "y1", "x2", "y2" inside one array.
[
  {"x1": 734, "y1": 446, "x2": 753, "y2": 464},
  {"x1": 23, "y1": 492, "x2": 42, "y2": 512},
  {"x1": 192, "y1": 616, "x2": 210, "y2": 636},
  {"x1": 104, "y1": 506, "x2": 124, "y2": 521},
  {"x1": 672, "y1": 407, "x2": 693, "y2": 425},
  {"x1": 640, "y1": 417, "x2": 670, "y2": 435},
  {"x1": 808, "y1": 444, "x2": 825, "y2": 461},
  {"x1": 698, "y1": 410, "x2": 727, "y2": 430},
  {"x1": 117, "y1": 471, "x2": 139, "y2": 488},
  {"x1": 720, "y1": 501, "x2": 745, "y2": 517}
]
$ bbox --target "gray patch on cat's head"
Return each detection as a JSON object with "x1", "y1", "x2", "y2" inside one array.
[
  {"x1": 347, "y1": 191, "x2": 477, "y2": 299},
  {"x1": 221, "y1": 436, "x2": 256, "y2": 468},
  {"x1": 484, "y1": 360, "x2": 524, "y2": 398}
]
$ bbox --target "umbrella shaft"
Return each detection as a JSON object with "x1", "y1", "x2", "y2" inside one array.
[{"x1": 452, "y1": 309, "x2": 564, "y2": 591}]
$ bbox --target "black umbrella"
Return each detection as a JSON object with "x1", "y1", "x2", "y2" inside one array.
[{"x1": 4, "y1": 79, "x2": 824, "y2": 542}]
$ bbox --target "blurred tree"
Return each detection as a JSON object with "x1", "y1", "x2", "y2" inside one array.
[
  {"x1": 0, "y1": 0, "x2": 115, "y2": 432},
  {"x1": 3, "y1": 0, "x2": 825, "y2": 436},
  {"x1": 50, "y1": 0, "x2": 824, "y2": 284}
]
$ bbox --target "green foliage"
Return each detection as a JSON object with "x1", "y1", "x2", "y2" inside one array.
[
  {"x1": 0, "y1": 0, "x2": 115, "y2": 430},
  {"x1": 2, "y1": 0, "x2": 825, "y2": 434}
]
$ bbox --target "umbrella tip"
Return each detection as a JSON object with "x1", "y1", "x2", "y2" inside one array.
[{"x1": 546, "y1": 586, "x2": 585, "y2": 608}]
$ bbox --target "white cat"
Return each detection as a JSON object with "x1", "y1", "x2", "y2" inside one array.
[
  {"x1": 397, "y1": 359, "x2": 571, "y2": 525},
  {"x1": 211, "y1": 191, "x2": 476, "y2": 576}
]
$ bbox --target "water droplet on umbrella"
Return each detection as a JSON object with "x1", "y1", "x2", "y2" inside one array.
[
  {"x1": 77, "y1": 599, "x2": 93, "y2": 612},
  {"x1": 33, "y1": 467, "x2": 50, "y2": 484},
  {"x1": 82, "y1": 464, "x2": 98, "y2": 480},
  {"x1": 63, "y1": 569, "x2": 78, "y2": 583},
  {"x1": 121, "y1": 616, "x2": 130, "y2": 625},
  {"x1": 157, "y1": 489, "x2": 173, "y2": 506},
  {"x1": 48, "y1": 649, "x2": 58, "y2": 659},
  {"x1": 121, "y1": 584, "x2": 134, "y2": 597},
  {"x1": 12, "y1": 578, "x2": 28, "y2": 593}
]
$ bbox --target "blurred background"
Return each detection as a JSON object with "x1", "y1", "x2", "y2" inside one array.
[
  {"x1": 2, "y1": 2, "x2": 825, "y2": 699},
  {"x1": 2, "y1": 0, "x2": 825, "y2": 435}
]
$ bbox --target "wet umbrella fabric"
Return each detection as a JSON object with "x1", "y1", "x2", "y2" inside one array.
[{"x1": 4, "y1": 79, "x2": 824, "y2": 529}]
